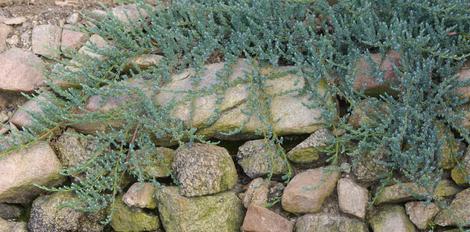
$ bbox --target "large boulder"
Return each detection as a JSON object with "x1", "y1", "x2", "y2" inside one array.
[
  {"x1": 241, "y1": 205, "x2": 294, "y2": 232},
  {"x1": 76, "y1": 59, "x2": 331, "y2": 140},
  {"x1": 28, "y1": 192, "x2": 104, "y2": 232},
  {"x1": 434, "y1": 188, "x2": 470, "y2": 227},
  {"x1": 156, "y1": 186, "x2": 244, "y2": 232},
  {"x1": 0, "y1": 142, "x2": 65, "y2": 203},
  {"x1": 281, "y1": 166, "x2": 340, "y2": 214},
  {"x1": 237, "y1": 139, "x2": 288, "y2": 178},
  {"x1": 369, "y1": 205, "x2": 416, "y2": 232},
  {"x1": 110, "y1": 196, "x2": 160, "y2": 232},
  {"x1": 0, "y1": 48, "x2": 45, "y2": 92},
  {"x1": 172, "y1": 143, "x2": 238, "y2": 197}
]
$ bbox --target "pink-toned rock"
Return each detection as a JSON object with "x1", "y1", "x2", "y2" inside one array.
[
  {"x1": 281, "y1": 166, "x2": 340, "y2": 214},
  {"x1": 242, "y1": 178, "x2": 270, "y2": 208},
  {"x1": 123, "y1": 182, "x2": 157, "y2": 209},
  {"x1": 0, "y1": 48, "x2": 45, "y2": 92},
  {"x1": 241, "y1": 205, "x2": 294, "y2": 232},
  {"x1": 10, "y1": 93, "x2": 49, "y2": 128},
  {"x1": 405, "y1": 201, "x2": 439, "y2": 230},
  {"x1": 337, "y1": 178, "x2": 368, "y2": 219},
  {"x1": 78, "y1": 34, "x2": 110, "y2": 60},
  {"x1": 0, "y1": 142, "x2": 65, "y2": 203},
  {"x1": 112, "y1": 4, "x2": 147, "y2": 24},
  {"x1": 2, "y1": 17, "x2": 26, "y2": 25},
  {"x1": 0, "y1": 23, "x2": 12, "y2": 52},
  {"x1": 61, "y1": 27, "x2": 89, "y2": 56},
  {"x1": 32, "y1": 24, "x2": 62, "y2": 58},
  {"x1": 353, "y1": 50, "x2": 400, "y2": 95},
  {"x1": 457, "y1": 65, "x2": 470, "y2": 98}
]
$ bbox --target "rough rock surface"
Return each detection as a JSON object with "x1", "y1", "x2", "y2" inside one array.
[
  {"x1": 242, "y1": 177, "x2": 270, "y2": 208},
  {"x1": 28, "y1": 192, "x2": 104, "y2": 232},
  {"x1": 0, "y1": 217, "x2": 27, "y2": 232},
  {"x1": 78, "y1": 34, "x2": 110, "y2": 60},
  {"x1": 434, "y1": 188, "x2": 470, "y2": 227},
  {"x1": 0, "y1": 142, "x2": 65, "y2": 203},
  {"x1": 9, "y1": 93, "x2": 49, "y2": 128},
  {"x1": 32, "y1": 24, "x2": 62, "y2": 58},
  {"x1": 0, "y1": 203, "x2": 22, "y2": 220},
  {"x1": 61, "y1": 27, "x2": 88, "y2": 56},
  {"x1": 450, "y1": 146, "x2": 470, "y2": 185},
  {"x1": 52, "y1": 128, "x2": 96, "y2": 168},
  {"x1": 295, "y1": 213, "x2": 368, "y2": 232},
  {"x1": 130, "y1": 147, "x2": 175, "y2": 178},
  {"x1": 156, "y1": 186, "x2": 244, "y2": 232},
  {"x1": 122, "y1": 182, "x2": 157, "y2": 209},
  {"x1": 0, "y1": 48, "x2": 45, "y2": 92},
  {"x1": 0, "y1": 23, "x2": 11, "y2": 52},
  {"x1": 405, "y1": 201, "x2": 439, "y2": 230},
  {"x1": 282, "y1": 166, "x2": 340, "y2": 214},
  {"x1": 237, "y1": 139, "x2": 288, "y2": 178},
  {"x1": 369, "y1": 205, "x2": 416, "y2": 232},
  {"x1": 110, "y1": 196, "x2": 160, "y2": 232},
  {"x1": 352, "y1": 147, "x2": 388, "y2": 184},
  {"x1": 241, "y1": 205, "x2": 294, "y2": 232},
  {"x1": 173, "y1": 143, "x2": 238, "y2": 197},
  {"x1": 337, "y1": 178, "x2": 368, "y2": 219},
  {"x1": 286, "y1": 128, "x2": 333, "y2": 164}
]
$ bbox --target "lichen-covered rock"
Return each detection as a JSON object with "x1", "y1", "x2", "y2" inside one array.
[
  {"x1": 374, "y1": 181, "x2": 459, "y2": 205},
  {"x1": 295, "y1": 213, "x2": 368, "y2": 232},
  {"x1": 352, "y1": 146, "x2": 388, "y2": 184},
  {"x1": 348, "y1": 98, "x2": 389, "y2": 129},
  {"x1": 281, "y1": 166, "x2": 340, "y2": 214},
  {"x1": 110, "y1": 196, "x2": 160, "y2": 232},
  {"x1": 28, "y1": 192, "x2": 104, "y2": 232},
  {"x1": 451, "y1": 146, "x2": 470, "y2": 185},
  {"x1": 286, "y1": 128, "x2": 333, "y2": 164},
  {"x1": 434, "y1": 188, "x2": 470, "y2": 227},
  {"x1": 369, "y1": 205, "x2": 416, "y2": 232},
  {"x1": 237, "y1": 139, "x2": 288, "y2": 178},
  {"x1": 241, "y1": 178, "x2": 270, "y2": 208},
  {"x1": 242, "y1": 205, "x2": 294, "y2": 232},
  {"x1": 156, "y1": 186, "x2": 244, "y2": 232},
  {"x1": 130, "y1": 147, "x2": 175, "y2": 178},
  {"x1": 53, "y1": 128, "x2": 97, "y2": 168},
  {"x1": 123, "y1": 182, "x2": 157, "y2": 209},
  {"x1": 405, "y1": 201, "x2": 439, "y2": 230},
  {"x1": 0, "y1": 48, "x2": 45, "y2": 92},
  {"x1": 0, "y1": 203, "x2": 22, "y2": 220},
  {"x1": 0, "y1": 217, "x2": 27, "y2": 232},
  {"x1": 0, "y1": 142, "x2": 65, "y2": 203},
  {"x1": 32, "y1": 24, "x2": 62, "y2": 58},
  {"x1": 436, "y1": 122, "x2": 461, "y2": 170},
  {"x1": 173, "y1": 143, "x2": 237, "y2": 197},
  {"x1": 337, "y1": 178, "x2": 368, "y2": 219}
]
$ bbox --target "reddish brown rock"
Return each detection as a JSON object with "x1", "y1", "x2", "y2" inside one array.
[
  {"x1": 337, "y1": 178, "x2": 368, "y2": 219},
  {"x1": 61, "y1": 27, "x2": 89, "y2": 56},
  {"x1": 241, "y1": 205, "x2": 294, "y2": 232},
  {"x1": 32, "y1": 24, "x2": 62, "y2": 58},
  {"x1": 0, "y1": 48, "x2": 45, "y2": 92},
  {"x1": 353, "y1": 50, "x2": 400, "y2": 95},
  {"x1": 281, "y1": 166, "x2": 340, "y2": 214},
  {"x1": 10, "y1": 93, "x2": 49, "y2": 128},
  {"x1": 242, "y1": 178, "x2": 270, "y2": 208}
]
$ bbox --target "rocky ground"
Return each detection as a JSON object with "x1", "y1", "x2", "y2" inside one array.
[{"x1": 0, "y1": 1, "x2": 470, "y2": 232}]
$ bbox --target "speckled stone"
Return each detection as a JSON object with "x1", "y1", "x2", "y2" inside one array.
[
  {"x1": 173, "y1": 143, "x2": 238, "y2": 197},
  {"x1": 287, "y1": 128, "x2": 333, "y2": 164},
  {"x1": 237, "y1": 139, "x2": 288, "y2": 178}
]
